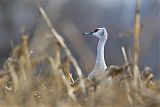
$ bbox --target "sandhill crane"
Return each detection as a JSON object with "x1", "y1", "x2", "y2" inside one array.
[{"x1": 83, "y1": 27, "x2": 108, "y2": 80}]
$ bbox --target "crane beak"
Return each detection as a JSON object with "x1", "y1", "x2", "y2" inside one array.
[{"x1": 82, "y1": 32, "x2": 93, "y2": 35}]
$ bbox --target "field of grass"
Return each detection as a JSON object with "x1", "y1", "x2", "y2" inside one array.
[{"x1": 0, "y1": 1, "x2": 159, "y2": 107}]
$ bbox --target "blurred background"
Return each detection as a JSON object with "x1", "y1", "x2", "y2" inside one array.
[{"x1": 0, "y1": 0, "x2": 159, "y2": 77}]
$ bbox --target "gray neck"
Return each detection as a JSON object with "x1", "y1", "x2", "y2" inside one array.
[{"x1": 94, "y1": 38, "x2": 107, "y2": 70}]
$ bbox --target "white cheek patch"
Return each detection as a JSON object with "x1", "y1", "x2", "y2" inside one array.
[{"x1": 98, "y1": 31, "x2": 104, "y2": 37}]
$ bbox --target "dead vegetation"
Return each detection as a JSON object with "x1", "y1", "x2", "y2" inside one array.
[{"x1": 0, "y1": 1, "x2": 159, "y2": 107}]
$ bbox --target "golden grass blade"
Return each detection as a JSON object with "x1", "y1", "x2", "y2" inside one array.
[{"x1": 38, "y1": 5, "x2": 86, "y2": 93}]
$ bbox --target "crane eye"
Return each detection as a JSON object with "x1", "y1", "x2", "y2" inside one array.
[{"x1": 93, "y1": 28, "x2": 99, "y2": 33}]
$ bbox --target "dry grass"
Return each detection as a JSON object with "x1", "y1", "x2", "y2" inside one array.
[{"x1": 0, "y1": 1, "x2": 159, "y2": 107}]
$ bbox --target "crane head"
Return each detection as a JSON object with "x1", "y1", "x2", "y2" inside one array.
[{"x1": 83, "y1": 27, "x2": 108, "y2": 40}]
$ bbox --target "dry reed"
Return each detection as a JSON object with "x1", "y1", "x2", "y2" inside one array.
[{"x1": 0, "y1": 1, "x2": 159, "y2": 107}]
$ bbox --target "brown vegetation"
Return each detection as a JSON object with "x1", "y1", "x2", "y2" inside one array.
[{"x1": 0, "y1": 1, "x2": 159, "y2": 107}]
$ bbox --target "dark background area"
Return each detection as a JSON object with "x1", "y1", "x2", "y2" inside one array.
[{"x1": 0, "y1": 0, "x2": 159, "y2": 77}]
